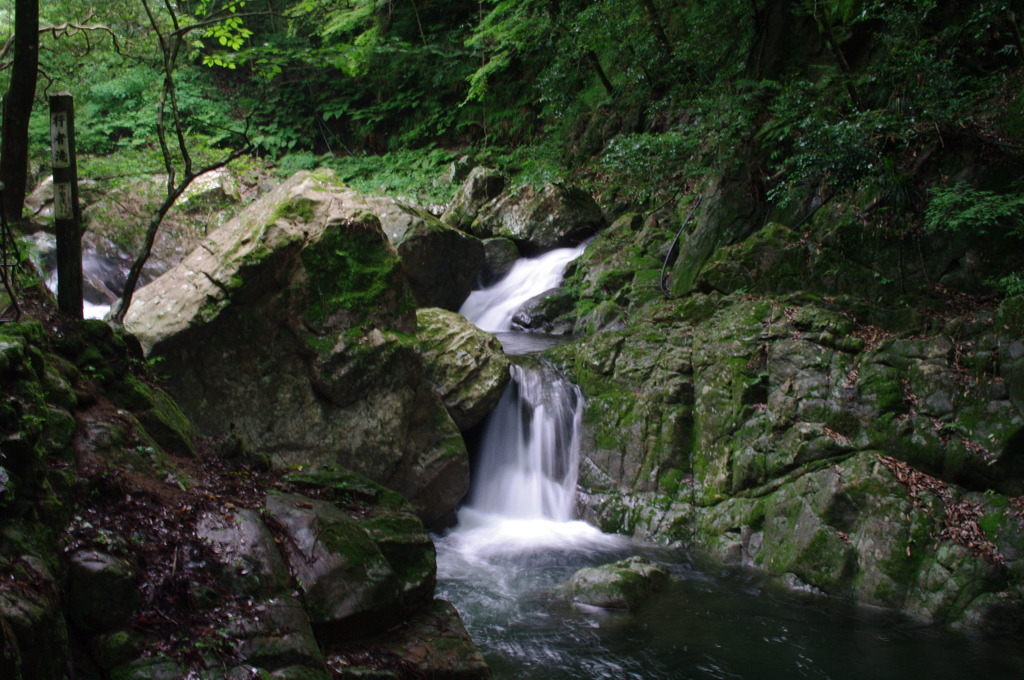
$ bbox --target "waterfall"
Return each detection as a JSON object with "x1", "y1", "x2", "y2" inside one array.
[
  {"x1": 459, "y1": 243, "x2": 585, "y2": 333},
  {"x1": 468, "y1": 362, "x2": 582, "y2": 522},
  {"x1": 442, "y1": 244, "x2": 624, "y2": 556}
]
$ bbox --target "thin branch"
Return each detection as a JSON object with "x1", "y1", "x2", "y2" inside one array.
[
  {"x1": 1, "y1": 17, "x2": 126, "y2": 67},
  {"x1": 111, "y1": 132, "x2": 252, "y2": 325},
  {"x1": 111, "y1": 0, "x2": 253, "y2": 323}
]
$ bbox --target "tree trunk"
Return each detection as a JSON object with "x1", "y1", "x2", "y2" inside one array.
[
  {"x1": 745, "y1": 0, "x2": 819, "y2": 81},
  {"x1": 639, "y1": 0, "x2": 672, "y2": 56},
  {"x1": 588, "y1": 51, "x2": 615, "y2": 96},
  {"x1": 0, "y1": 0, "x2": 39, "y2": 223}
]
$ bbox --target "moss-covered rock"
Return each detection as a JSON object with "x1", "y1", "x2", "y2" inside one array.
[
  {"x1": 555, "y1": 276, "x2": 1024, "y2": 628},
  {"x1": 0, "y1": 551, "x2": 68, "y2": 680},
  {"x1": 442, "y1": 166, "x2": 506, "y2": 232},
  {"x1": 285, "y1": 468, "x2": 438, "y2": 606},
  {"x1": 331, "y1": 599, "x2": 491, "y2": 680},
  {"x1": 265, "y1": 491, "x2": 403, "y2": 638},
  {"x1": 415, "y1": 308, "x2": 510, "y2": 431},
  {"x1": 470, "y1": 182, "x2": 604, "y2": 252},
  {"x1": 67, "y1": 549, "x2": 141, "y2": 633},
  {"x1": 124, "y1": 170, "x2": 471, "y2": 524},
  {"x1": 567, "y1": 556, "x2": 670, "y2": 609}
]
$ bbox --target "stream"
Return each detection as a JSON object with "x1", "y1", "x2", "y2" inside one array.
[{"x1": 435, "y1": 245, "x2": 1024, "y2": 680}]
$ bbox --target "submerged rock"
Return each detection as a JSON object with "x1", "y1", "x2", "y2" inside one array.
[
  {"x1": 329, "y1": 599, "x2": 492, "y2": 680},
  {"x1": 568, "y1": 556, "x2": 670, "y2": 609}
]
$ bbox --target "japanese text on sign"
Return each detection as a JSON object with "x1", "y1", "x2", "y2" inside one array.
[
  {"x1": 50, "y1": 112, "x2": 70, "y2": 168},
  {"x1": 54, "y1": 182, "x2": 73, "y2": 220}
]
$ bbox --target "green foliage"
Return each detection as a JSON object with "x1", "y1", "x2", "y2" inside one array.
[
  {"x1": 991, "y1": 272, "x2": 1024, "y2": 297},
  {"x1": 322, "y1": 147, "x2": 458, "y2": 205},
  {"x1": 924, "y1": 185, "x2": 1024, "y2": 237}
]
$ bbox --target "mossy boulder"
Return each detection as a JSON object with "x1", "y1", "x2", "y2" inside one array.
[
  {"x1": 285, "y1": 468, "x2": 438, "y2": 606},
  {"x1": 567, "y1": 556, "x2": 670, "y2": 609},
  {"x1": 125, "y1": 170, "x2": 470, "y2": 523},
  {"x1": 470, "y1": 182, "x2": 604, "y2": 252},
  {"x1": 668, "y1": 173, "x2": 764, "y2": 297},
  {"x1": 480, "y1": 237, "x2": 520, "y2": 285},
  {"x1": 374, "y1": 201, "x2": 485, "y2": 311},
  {"x1": 415, "y1": 308, "x2": 511, "y2": 431},
  {"x1": 264, "y1": 491, "x2": 404, "y2": 638},
  {"x1": 67, "y1": 549, "x2": 141, "y2": 633},
  {"x1": 0, "y1": 547, "x2": 68, "y2": 680},
  {"x1": 442, "y1": 166, "x2": 506, "y2": 232},
  {"x1": 196, "y1": 508, "x2": 292, "y2": 598},
  {"x1": 510, "y1": 288, "x2": 576, "y2": 333},
  {"x1": 562, "y1": 211, "x2": 676, "y2": 327}
]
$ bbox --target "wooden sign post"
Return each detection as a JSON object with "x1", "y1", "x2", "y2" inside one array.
[{"x1": 50, "y1": 92, "x2": 82, "y2": 319}]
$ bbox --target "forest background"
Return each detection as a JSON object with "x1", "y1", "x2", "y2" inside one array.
[{"x1": 1, "y1": 0, "x2": 1024, "y2": 299}]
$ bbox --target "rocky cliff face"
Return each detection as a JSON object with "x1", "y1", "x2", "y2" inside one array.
[{"x1": 542, "y1": 187, "x2": 1024, "y2": 632}]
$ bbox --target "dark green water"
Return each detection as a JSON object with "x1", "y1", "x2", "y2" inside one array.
[{"x1": 435, "y1": 514, "x2": 1024, "y2": 680}]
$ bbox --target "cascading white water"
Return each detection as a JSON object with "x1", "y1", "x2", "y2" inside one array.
[
  {"x1": 468, "y1": 362, "x2": 582, "y2": 522},
  {"x1": 441, "y1": 244, "x2": 625, "y2": 556},
  {"x1": 459, "y1": 243, "x2": 586, "y2": 332}
]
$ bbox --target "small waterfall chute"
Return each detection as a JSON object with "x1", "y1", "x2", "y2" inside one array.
[
  {"x1": 468, "y1": 362, "x2": 581, "y2": 522},
  {"x1": 459, "y1": 243, "x2": 585, "y2": 333}
]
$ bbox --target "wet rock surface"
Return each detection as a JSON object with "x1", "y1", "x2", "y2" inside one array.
[
  {"x1": 415, "y1": 307, "x2": 511, "y2": 431},
  {"x1": 0, "y1": 311, "x2": 490, "y2": 679},
  {"x1": 568, "y1": 556, "x2": 670, "y2": 609}
]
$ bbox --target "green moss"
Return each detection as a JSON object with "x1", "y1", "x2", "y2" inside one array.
[
  {"x1": 300, "y1": 214, "x2": 410, "y2": 325},
  {"x1": 271, "y1": 197, "x2": 318, "y2": 224},
  {"x1": 658, "y1": 468, "x2": 686, "y2": 495},
  {"x1": 285, "y1": 468, "x2": 408, "y2": 510},
  {"x1": 318, "y1": 520, "x2": 381, "y2": 569}
]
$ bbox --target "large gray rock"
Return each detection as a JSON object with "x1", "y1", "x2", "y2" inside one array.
[
  {"x1": 231, "y1": 594, "x2": 330, "y2": 676},
  {"x1": 197, "y1": 508, "x2": 291, "y2": 598},
  {"x1": 285, "y1": 468, "x2": 438, "y2": 606},
  {"x1": 265, "y1": 492, "x2": 404, "y2": 637},
  {"x1": 369, "y1": 197, "x2": 484, "y2": 310},
  {"x1": 125, "y1": 170, "x2": 469, "y2": 524},
  {"x1": 415, "y1": 308, "x2": 511, "y2": 431},
  {"x1": 442, "y1": 166, "x2": 506, "y2": 231},
  {"x1": 471, "y1": 183, "x2": 604, "y2": 252}
]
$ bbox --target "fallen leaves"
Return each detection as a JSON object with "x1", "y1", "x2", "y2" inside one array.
[{"x1": 876, "y1": 454, "x2": 1005, "y2": 567}]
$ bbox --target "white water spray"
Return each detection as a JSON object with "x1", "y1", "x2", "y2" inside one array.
[{"x1": 459, "y1": 243, "x2": 585, "y2": 333}]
